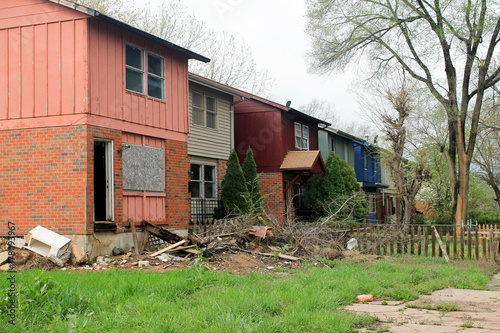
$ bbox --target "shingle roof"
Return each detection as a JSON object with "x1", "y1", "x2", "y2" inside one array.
[{"x1": 280, "y1": 150, "x2": 325, "y2": 173}]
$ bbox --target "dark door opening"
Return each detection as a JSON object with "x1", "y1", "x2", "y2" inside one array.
[{"x1": 94, "y1": 141, "x2": 107, "y2": 221}]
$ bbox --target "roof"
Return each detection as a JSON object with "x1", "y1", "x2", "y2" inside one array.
[
  {"x1": 50, "y1": 0, "x2": 210, "y2": 63},
  {"x1": 187, "y1": 74, "x2": 331, "y2": 126},
  {"x1": 189, "y1": 73, "x2": 251, "y2": 98},
  {"x1": 280, "y1": 150, "x2": 326, "y2": 174}
]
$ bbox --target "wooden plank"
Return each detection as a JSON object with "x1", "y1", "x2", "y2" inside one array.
[
  {"x1": 467, "y1": 227, "x2": 472, "y2": 259},
  {"x1": 431, "y1": 226, "x2": 436, "y2": 257},
  {"x1": 483, "y1": 237, "x2": 487, "y2": 260},
  {"x1": 139, "y1": 230, "x2": 150, "y2": 253},
  {"x1": 150, "y1": 240, "x2": 186, "y2": 257},
  {"x1": 424, "y1": 226, "x2": 428, "y2": 257},
  {"x1": 490, "y1": 228, "x2": 495, "y2": 261},
  {"x1": 410, "y1": 226, "x2": 414, "y2": 254},
  {"x1": 475, "y1": 230, "x2": 479, "y2": 260},
  {"x1": 433, "y1": 226, "x2": 450, "y2": 263},
  {"x1": 417, "y1": 226, "x2": 422, "y2": 256},
  {"x1": 460, "y1": 225, "x2": 465, "y2": 259},
  {"x1": 453, "y1": 225, "x2": 457, "y2": 259},
  {"x1": 130, "y1": 220, "x2": 139, "y2": 255}
]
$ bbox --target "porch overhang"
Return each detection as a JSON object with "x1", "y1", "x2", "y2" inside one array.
[{"x1": 280, "y1": 150, "x2": 326, "y2": 193}]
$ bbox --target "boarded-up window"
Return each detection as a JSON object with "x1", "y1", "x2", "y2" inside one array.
[{"x1": 123, "y1": 144, "x2": 165, "y2": 192}]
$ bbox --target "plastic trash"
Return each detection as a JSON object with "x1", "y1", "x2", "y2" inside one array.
[
  {"x1": 356, "y1": 294, "x2": 373, "y2": 302},
  {"x1": 347, "y1": 238, "x2": 358, "y2": 250}
]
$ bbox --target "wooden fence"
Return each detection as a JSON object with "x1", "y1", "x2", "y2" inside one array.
[{"x1": 350, "y1": 224, "x2": 500, "y2": 261}]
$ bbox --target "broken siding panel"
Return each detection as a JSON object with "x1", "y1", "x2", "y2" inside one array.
[{"x1": 188, "y1": 84, "x2": 232, "y2": 160}]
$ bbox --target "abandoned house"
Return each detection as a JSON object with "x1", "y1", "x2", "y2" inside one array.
[{"x1": 0, "y1": 0, "x2": 209, "y2": 255}]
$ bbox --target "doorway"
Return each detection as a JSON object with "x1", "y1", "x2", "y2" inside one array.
[{"x1": 94, "y1": 140, "x2": 114, "y2": 221}]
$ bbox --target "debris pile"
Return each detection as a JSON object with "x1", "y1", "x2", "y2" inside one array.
[{"x1": 1, "y1": 217, "x2": 352, "y2": 272}]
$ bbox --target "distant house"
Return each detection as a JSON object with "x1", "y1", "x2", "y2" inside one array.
[
  {"x1": 233, "y1": 97, "x2": 330, "y2": 220},
  {"x1": 187, "y1": 74, "x2": 248, "y2": 222},
  {"x1": 0, "y1": 0, "x2": 208, "y2": 254},
  {"x1": 318, "y1": 127, "x2": 356, "y2": 168},
  {"x1": 354, "y1": 140, "x2": 390, "y2": 224}
]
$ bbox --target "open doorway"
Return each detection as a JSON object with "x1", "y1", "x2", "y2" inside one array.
[{"x1": 94, "y1": 140, "x2": 114, "y2": 221}]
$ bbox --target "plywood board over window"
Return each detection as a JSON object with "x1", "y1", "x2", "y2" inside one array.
[{"x1": 122, "y1": 144, "x2": 165, "y2": 192}]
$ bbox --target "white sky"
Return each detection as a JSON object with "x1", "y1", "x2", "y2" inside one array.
[{"x1": 146, "y1": 0, "x2": 369, "y2": 127}]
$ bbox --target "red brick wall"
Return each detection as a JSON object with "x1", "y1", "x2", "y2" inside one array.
[
  {"x1": 258, "y1": 172, "x2": 285, "y2": 221},
  {"x1": 164, "y1": 140, "x2": 190, "y2": 229},
  {"x1": 0, "y1": 125, "x2": 122, "y2": 236},
  {"x1": 217, "y1": 159, "x2": 228, "y2": 197}
]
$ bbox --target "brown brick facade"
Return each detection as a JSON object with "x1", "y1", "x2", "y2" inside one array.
[
  {"x1": 258, "y1": 172, "x2": 285, "y2": 221},
  {"x1": 164, "y1": 140, "x2": 190, "y2": 229},
  {"x1": 0, "y1": 125, "x2": 190, "y2": 236}
]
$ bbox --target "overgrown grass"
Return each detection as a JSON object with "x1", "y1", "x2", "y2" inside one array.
[{"x1": 0, "y1": 256, "x2": 496, "y2": 332}]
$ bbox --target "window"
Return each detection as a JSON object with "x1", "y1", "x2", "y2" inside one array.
[
  {"x1": 190, "y1": 164, "x2": 216, "y2": 199},
  {"x1": 192, "y1": 91, "x2": 217, "y2": 128},
  {"x1": 294, "y1": 123, "x2": 309, "y2": 150},
  {"x1": 125, "y1": 44, "x2": 165, "y2": 100},
  {"x1": 367, "y1": 193, "x2": 377, "y2": 213}
]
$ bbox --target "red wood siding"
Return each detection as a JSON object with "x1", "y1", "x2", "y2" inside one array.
[
  {"x1": 122, "y1": 132, "x2": 166, "y2": 223},
  {"x1": 234, "y1": 99, "x2": 320, "y2": 173},
  {"x1": 88, "y1": 19, "x2": 190, "y2": 136},
  {"x1": 0, "y1": 0, "x2": 88, "y2": 30},
  {"x1": 0, "y1": 1, "x2": 89, "y2": 121}
]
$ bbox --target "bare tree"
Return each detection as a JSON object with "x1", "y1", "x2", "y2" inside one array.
[
  {"x1": 298, "y1": 98, "x2": 339, "y2": 126},
  {"x1": 382, "y1": 82, "x2": 429, "y2": 225},
  {"x1": 474, "y1": 104, "x2": 500, "y2": 207},
  {"x1": 306, "y1": 0, "x2": 500, "y2": 226},
  {"x1": 73, "y1": 0, "x2": 274, "y2": 95}
]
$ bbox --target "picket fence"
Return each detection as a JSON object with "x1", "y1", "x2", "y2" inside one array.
[{"x1": 350, "y1": 224, "x2": 500, "y2": 261}]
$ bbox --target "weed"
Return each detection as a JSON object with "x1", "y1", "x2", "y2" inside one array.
[
  {"x1": 462, "y1": 321, "x2": 474, "y2": 328},
  {"x1": 381, "y1": 301, "x2": 388, "y2": 305}
]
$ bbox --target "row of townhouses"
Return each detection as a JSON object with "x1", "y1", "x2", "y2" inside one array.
[{"x1": 0, "y1": 0, "x2": 399, "y2": 255}]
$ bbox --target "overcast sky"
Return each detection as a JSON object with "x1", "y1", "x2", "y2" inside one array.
[{"x1": 148, "y1": 0, "x2": 369, "y2": 127}]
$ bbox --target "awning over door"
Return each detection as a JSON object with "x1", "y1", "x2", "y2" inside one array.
[{"x1": 280, "y1": 150, "x2": 326, "y2": 174}]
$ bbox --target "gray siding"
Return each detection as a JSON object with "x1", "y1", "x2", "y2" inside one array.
[{"x1": 188, "y1": 82, "x2": 232, "y2": 160}]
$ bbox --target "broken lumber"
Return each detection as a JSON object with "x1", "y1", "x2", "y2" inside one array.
[
  {"x1": 238, "y1": 247, "x2": 300, "y2": 261},
  {"x1": 130, "y1": 220, "x2": 139, "y2": 255},
  {"x1": 142, "y1": 221, "x2": 184, "y2": 243},
  {"x1": 150, "y1": 240, "x2": 186, "y2": 257}
]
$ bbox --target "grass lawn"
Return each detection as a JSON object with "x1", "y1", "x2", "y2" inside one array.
[{"x1": 0, "y1": 255, "x2": 497, "y2": 332}]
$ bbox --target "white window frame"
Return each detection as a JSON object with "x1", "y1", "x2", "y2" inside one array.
[
  {"x1": 125, "y1": 44, "x2": 165, "y2": 101},
  {"x1": 294, "y1": 122, "x2": 309, "y2": 151},
  {"x1": 190, "y1": 164, "x2": 217, "y2": 199},
  {"x1": 192, "y1": 91, "x2": 218, "y2": 129}
]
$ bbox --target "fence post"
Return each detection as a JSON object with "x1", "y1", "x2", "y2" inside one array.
[
  {"x1": 417, "y1": 226, "x2": 422, "y2": 256},
  {"x1": 453, "y1": 225, "x2": 457, "y2": 259},
  {"x1": 431, "y1": 226, "x2": 436, "y2": 257},
  {"x1": 410, "y1": 226, "x2": 414, "y2": 254},
  {"x1": 460, "y1": 226, "x2": 465, "y2": 260},
  {"x1": 467, "y1": 226, "x2": 472, "y2": 259},
  {"x1": 490, "y1": 228, "x2": 495, "y2": 261},
  {"x1": 424, "y1": 226, "x2": 429, "y2": 257},
  {"x1": 475, "y1": 228, "x2": 479, "y2": 260}
]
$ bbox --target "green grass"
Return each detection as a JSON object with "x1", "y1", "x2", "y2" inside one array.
[{"x1": 0, "y1": 256, "x2": 496, "y2": 332}]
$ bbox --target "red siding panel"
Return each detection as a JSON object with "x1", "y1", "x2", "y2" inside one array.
[
  {"x1": 74, "y1": 19, "x2": 88, "y2": 114},
  {"x1": 61, "y1": 20, "x2": 75, "y2": 115},
  {"x1": 47, "y1": 22, "x2": 61, "y2": 116},
  {"x1": 21, "y1": 26, "x2": 34, "y2": 118},
  {"x1": 0, "y1": 29, "x2": 8, "y2": 120},
  {"x1": 8, "y1": 28, "x2": 21, "y2": 119},
  {"x1": 34, "y1": 24, "x2": 48, "y2": 117}
]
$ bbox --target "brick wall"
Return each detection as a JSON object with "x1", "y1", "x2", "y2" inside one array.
[
  {"x1": 217, "y1": 159, "x2": 228, "y2": 196},
  {"x1": 0, "y1": 126, "x2": 123, "y2": 236},
  {"x1": 258, "y1": 172, "x2": 285, "y2": 222},
  {"x1": 164, "y1": 140, "x2": 190, "y2": 229}
]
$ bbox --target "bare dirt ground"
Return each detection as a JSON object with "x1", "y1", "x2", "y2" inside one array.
[{"x1": 346, "y1": 273, "x2": 500, "y2": 332}]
